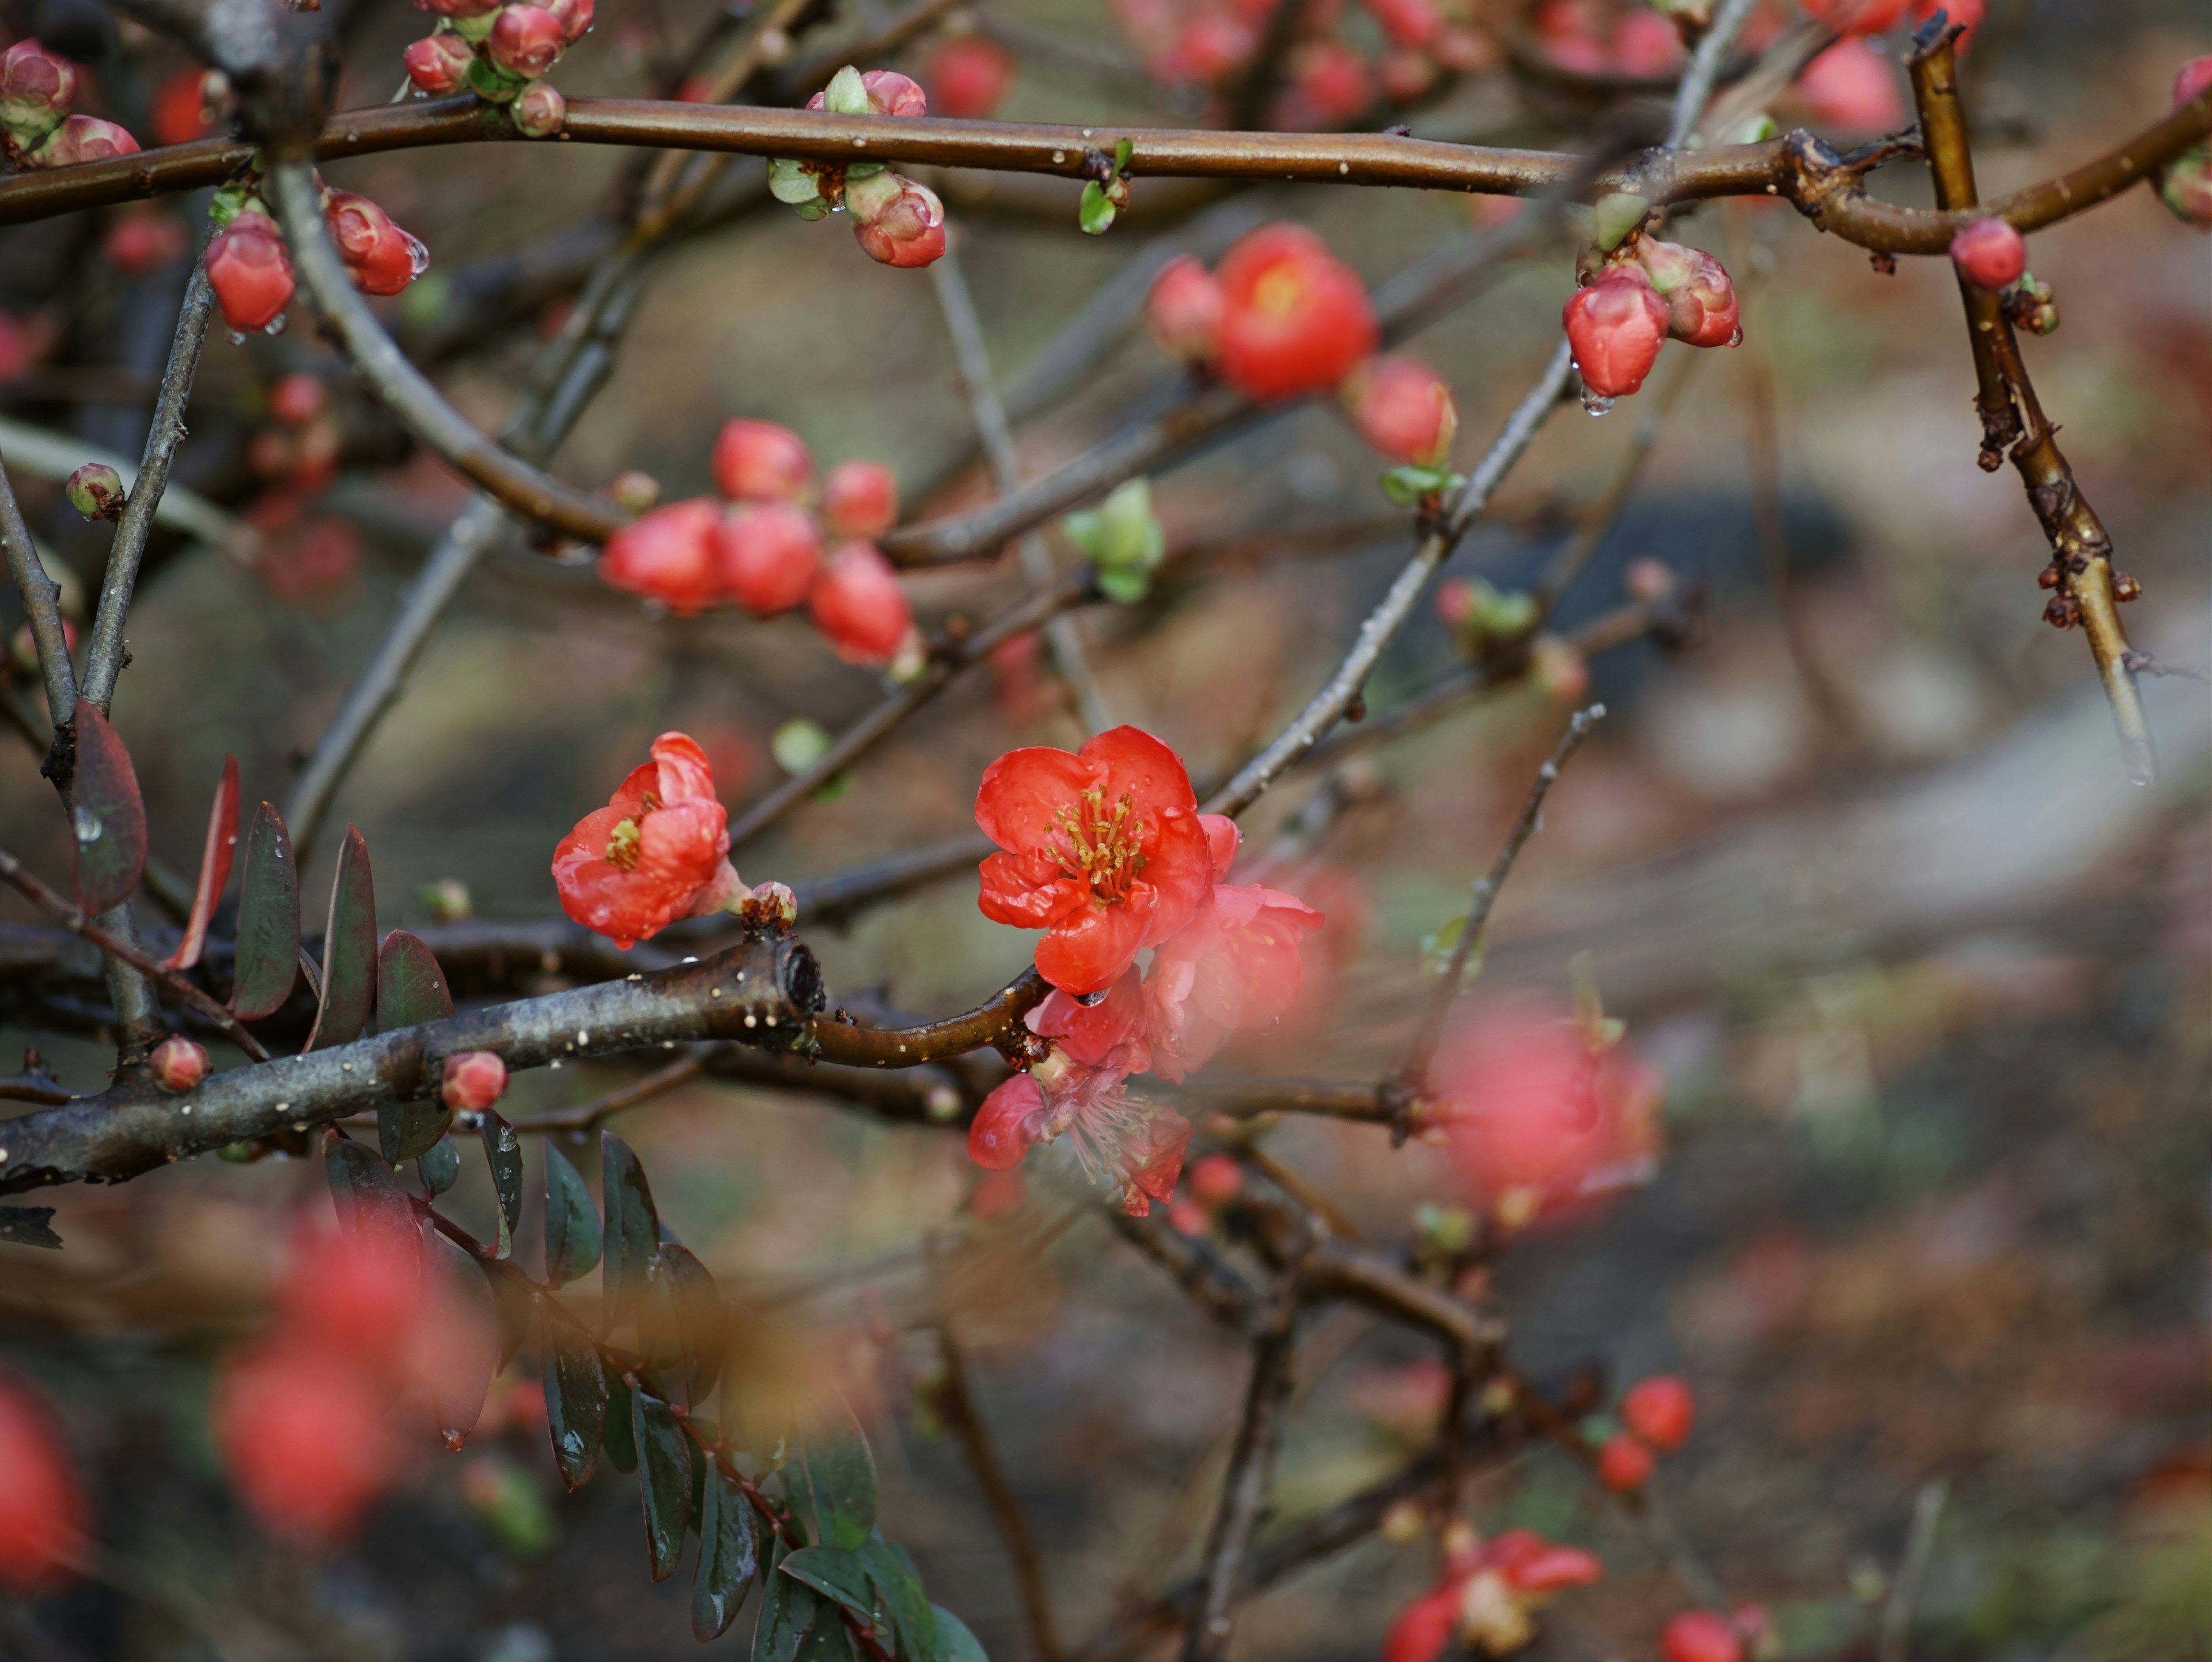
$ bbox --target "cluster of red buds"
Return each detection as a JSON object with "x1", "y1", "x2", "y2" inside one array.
[
  {"x1": 766, "y1": 67, "x2": 947, "y2": 268},
  {"x1": 403, "y1": 0, "x2": 588, "y2": 136},
  {"x1": 203, "y1": 178, "x2": 429, "y2": 338},
  {"x1": 599, "y1": 418, "x2": 918, "y2": 668},
  {"x1": 1527, "y1": 0, "x2": 1686, "y2": 78},
  {"x1": 1948, "y1": 217, "x2": 2061, "y2": 337},
  {"x1": 1593, "y1": 1373, "x2": 1695, "y2": 1493},
  {"x1": 0, "y1": 39, "x2": 138, "y2": 169},
  {"x1": 1382, "y1": 1520, "x2": 1604, "y2": 1661},
  {"x1": 1565, "y1": 222, "x2": 1741, "y2": 409},
  {"x1": 2159, "y1": 56, "x2": 2212, "y2": 231},
  {"x1": 1149, "y1": 224, "x2": 1460, "y2": 494},
  {"x1": 248, "y1": 372, "x2": 342, "y2": 493}
]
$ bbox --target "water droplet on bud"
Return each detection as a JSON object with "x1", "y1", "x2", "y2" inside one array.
[
  {"x1": 263, "y1": 313, "x2": 287, "y2": 336},
  {"x1": 1581, "y1": 389, "x2": 1615, "y2": 418},
  {"x1": 1727, "y1": 324, "x2": 1744, "y2": 348},
  {"x1": 226, "y1": 330, "x2": 248, "y2": 346},
  {"x1": 71, "y1": 805, "x2": 102, "y2": 844},
  {"x1": 403, "y1": 232, "x2": 431, "y2": 280}
]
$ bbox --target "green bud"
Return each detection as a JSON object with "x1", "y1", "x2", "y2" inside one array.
[
  {"x1": 1593, "y1": 191, "x2": 1651, "y2": 253},
  {"x1": 821, "y1": 65, "x2": 872, "y2": 116},
  {"x1": 772, "y1": 717, "x2": 834, "y2": 775},
  {"x1": 768, "y1": 156, "x2": 824, "y2": 207},
  {"x1": 1062, "y1": 479, "x2": 1164, "y2": 601}
]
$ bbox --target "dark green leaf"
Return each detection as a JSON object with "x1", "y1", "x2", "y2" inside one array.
[
  {"x1": 419, "y1": 1134, "x2": 461, "y2": 1196},
  {"x1": 543, "y1": 1143, "x2": 601, "y2": 1289},
  {"x1": 0, "y1": 1206, "x2": 61, "y2": 1250},
  {"x1": 801, "y1": 1403, "x2": 877, "y2": 1552},
  {"x1": 861, "y1": 1537, "x2": 934, "y2": 1660},
  {"x1": 543, "y1": 1312, "x2": 607, "y2": 1490},
  {"x1": 634, "y1": 1388, "x2": 694, "y2": 1583},
  {"x1": 1078, "y1": 180, "x2": 1116, "y2": 235},
  {"x1": 377, "y1": 929, "x2": 453, "y2": 1029},
  {"x1": 690, "y1": 1426, "x2": 709, "y2": 1536},
  {"x1": 305, "y1": 824, "x2": 377, "y2": 1050},
  {"x1": 480, "y1": 1110, "x2": 524, "y2": 1259},
  {"x1": 604, "y1": 1369, "x2": 639, "y2": 1474},
  {"x1": 601, "y1": 1131, "x2": 660, "y2": 1325},
  {"x1": 380, "y1": 1097, "x2": 452, "y2": 1167},
  {"x1": 67, "y1": 704, "x2": 147, "y2": 917},
  {"x1": 162, "y1": 754, "x2": 238, "y2": 972},
  {"x1": 930, "y1": 1604, "x2": 988, "y2": 1662},
  {"x1": 756, "y1": 1542, "x2": 818, "y2": 1662},
  {"x1": 782, "y1": 1547, "x2": 875, "y2": 1619},
  {"x1": 662, "y1": 1243, "x2": 726, "y2": 1407},
  {"x1": 797, "y1": 1614, "x2": 856, "y2": 1662},
  {"x1": 325, "y1": 1137, "x2": 416, "y2": 1254},
  {"x1": 229, "y1": 801, "x2": 300, "y2": 1020},
  {"x1": 694, "y1": 1468, "x2": 760, "y2": 1641}
]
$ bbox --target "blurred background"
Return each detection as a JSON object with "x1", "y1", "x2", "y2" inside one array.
[{"x1": 6, "y1": 0, "x2": 2212, "y2": 1656}]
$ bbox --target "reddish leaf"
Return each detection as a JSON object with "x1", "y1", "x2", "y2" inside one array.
[
  {"x1": 68, "y1": 705, "x2": 147, "y2": 916},
  {"x1": 162, "y1": 755, "x2": 240, "y2": 971},
  {"x1": 304, "y1": 825, "x2": 376, "y2": 1050},
  {"x1": 229, "y1": 802, "x2": 299, "y2": 1020}
]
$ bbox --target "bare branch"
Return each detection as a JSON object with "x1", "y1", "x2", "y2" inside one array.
[
  {"x1": 0, "y1": 456, "x2": 75, "y2": 729},
  {"x1": 1185, "y1": 1313, "x2": 1299, "y2": 1662}
]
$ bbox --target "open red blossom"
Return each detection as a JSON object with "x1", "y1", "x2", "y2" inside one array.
[
  {"x1": 1145, "y1": 882, "x2": 1324, "y2": 1082},
  {"x1": 1382, "y1": 1587, "x2": 1462, "y2": 1662},
  {"x1": 552, "y1": 732, "x2": 743, "y2": 948},
  {"x1": 1118, "y1": 1108, "x2": 1193, "y2": 1216},
  {"x1": 975, "y1": 725, "x2": 1214, "y2": 995},
  {"x1": 1029, "y1": 966, "x2": 1154, "y2": 1076},
  {"x1": 1214, "y1": 224, "x2": 1378, "y2": 402},
  {"x1": 1485, "y1": 1529, "x2": 1603, "y2": 1593},
  {"x1": 0, "y1": 1375, "x2": 85, "y2": 1592},
  {"x1": 969, "y1": 1072, "x2": 1047, "y2": 1171},
  {"x1": 600, "y1": 497, "x2": 722, "y2": 614}
]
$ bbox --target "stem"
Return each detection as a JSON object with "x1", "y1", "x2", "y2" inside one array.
[
  {"x1": 932, "y1": 1323, "x2": 1064, "y2": 1662},
  {"x1": 1184, "y1": 1316, "x2": 1298, "y2": 1662},
  {"x1": 0, "y1": 455, "x2": 76, "y2": 729}
]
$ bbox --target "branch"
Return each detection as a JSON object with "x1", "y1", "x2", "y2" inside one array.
[
  {"x1": 78, "y1": 259, "x2": 217, "y2": 716},
  {"x1": 809, "y1": 967, "x2": 1052, "y2": 1069},
  {"x1": 0, "y1": 456, "x2": 75, "y2": 730},
  {"x1": 1184, "y1": 1313, "x2": 1299, "y2": 1662}
]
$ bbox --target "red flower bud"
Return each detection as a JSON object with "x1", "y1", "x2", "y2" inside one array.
[
  {"x1": 103, "y1": 209, "x2": 188, "y2": 274},
  {"x1": 601, "y1": 498, "x2": 722, "y2": 614},
  {"x1": 441, "y1": 1050, "x2": 507, "y2": 1111},
  {"x1": 821, "y1": 460, "x2": 899, "y2": 538},
  {"x1": 1214, "y1": 224, "x2": 1378, "y2": 402},
  {"x1": 1365, "y1": 0, "x2": 1441, "y2": 50},
  {"x1": 924, "y1": 36, "x2": 1013, "y2": 119},
  {"x1": 808, "y1": 68, "x2": 929, "y2": 117},
  {"x1": 487, "y1": 3, "x2": 565, "y2": 78},
  {"x1": 1613, "y1": 9, "x2": 1683, "y2": 75},
  {"x1": 849, "y1": 172, "x2": 948, "y2": 268},
  {"x1": 1797, "y1": 40, "x2": 1904, "y2": 133},
  {"x1": 1631, "y1": 238, "x2": 1740, "y2": 348},
  {"x1": 0, "y1": 41, "x2": 75, "y2": 143},
  {"x1": 1660, "y1": 1611, "x2": 1745, "y2": 1662},
  {"x1": 1147, "y1": 255, "x2": 1225, "y2": 365},
  {"x1": 0, "y1": 1374, "x2": 86, "y2": 1592},
  {"x1": 150, "y1": 66, "x2": 218, "y2": 145},
  {"x1": 969, "y1": 1073, "x2": 1045, "y2": 1171},
  {"x1": 809, "y1": 541, "x2": 914, "y2": 662},
  {"x1": 416, "y1": 0, "x2": 504, "y2": 17},
  {"x1": 404, "y1": 33, "x2": 478, "y2": 95},
  {"x1": 1949, "y1": 217, "x2": 2025, "y2": 290},
  {"x1": 206, "y1": 211, "x2": 296, "y2": 333},
  {"x1": 270, "y1": 372, "x2": 327, "y2": 425},
  {"x1": 1596, "y1": 1430, "x2": 1655, "y2": 1492},
  {"x1": 149, "y1": 1034, "x2": 209, "y2": 1092},
  {"x1": 714, "y1": 418, "x2": 813, "y2": 503},
  {"x1": 215, "y1": 1342, "x2": 397, "y2": 1543},
  {"x1": 717, "y1": 501, "x2": 821, "y2": 614},
  {"x1": 1188, "y1": 1153, "x2": 1243, "y2": 1207},
  {"x1": 2179, "y1": 55, "x2": 2212, "y2": 108},
  {"x1": 65, "y1": 462, "x2": 124, "y2": 521},
  {"x1": 1343, "y1": 354, "x2": 1458, "y2": 466},
  {"x1": 543, "y1": 0, "x2": 594, "y2": 43},
  {"x1": 1621, "y1": 1375, "x2": 1695, "y2": 1452},
  {"x1": 2158, "y1": 61, "x2": 2212, "y2": 230},
  {"x1": 1564, "y1": 274, "x2": 1669, "y2": 399},
  {"x1": 29, "y1": 115, "x2": 140, "y2": 168},
  {"x1": 512, "y1": 79, "x2": 566, "y2": 136}
]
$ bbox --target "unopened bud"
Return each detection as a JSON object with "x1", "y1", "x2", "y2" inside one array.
[
  {"x1": 1343, "y1": 354, "x2": 1459, "y2": 467},
  {"x1": 487, "y1": 2, "x2": 565, "y2": 77},
  {"x1": 28, "y1": 115, "x2": 139, "y2": 169},
  {"x1": 810, "y1": 544, "x2": 913, "y2": 661},
  {"x1": 441, "y1": 1050, "x2": 508, "y2": 1112},
  {"x1": 2005, "y1": 271, "x2": 2059, "y2": 336},
  {"x1": 738, "y1": 880, "x2": 798, "y2": 932},
  {"x1": 608, "y1": 470, "x2": 660, "y2": 512},
  {"x1": 0, "y1": 41, "x2": 75, "y2": 145},
  {"x1": 1565, "y1": 274, "x2": 1669, "y2": 399},
  {"x1": 149, "y1": 1035, "x2": 209, "y2": 1093},
  {"x1": 809, "y1": 65, "x2": 927, "y2": 118},
  {"x1": 821, "y1": 460, "x2": 899, "y2": 539},
  {"x1": 2113, "y1": 571, "x2": 2142, "y2": 603},
  {"x1": 205, "y1": 210, "x2": 295, "y2": 333},
  {"x1": 65, "y1": 463, "x2": 124, "y2": 521},
  {"x1": 713, "y1": 418, "x2": 813, "y2": 503},
  {"x1": 1631, "y1": 237, "x2": 1740, "y2": 349},
  {"x1": 269, "y1": 373, "x2": 327, "y2": 425},
  {"x1": 847, "y1": 172, "x2": 946, "y2": 268},
  {"x1": 1147, "y1": 255, "x2": 1224, "y2": 365},
  {"x1": 512, "y1": 79, "x2": 566, "y2": 136},
  {"x1": 717, "y1": 501, "x2": 821, "y2": 615},
  {"x1": 1949, "y1": 217, "x2": 2026, "y2": 291},
  {"x1": 403, "y1": 32, "x2": 478, "y2": 96},
  {"x1": 542, "y1": 0, "x2": 593, "y2": 43},
  {"x1": 418, "y1": 877, "x2": 472, "y2": 921},
  {"x1": 1378, "y1": 1500, "x2": 1427, "y2": 1544}
]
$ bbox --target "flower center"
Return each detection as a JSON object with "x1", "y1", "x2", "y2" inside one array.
[
  {"x1": 603, "y1": 792, "x2": 661, "y2": 871},
  {"x1": 1046, "y1": 787, "x2": 1147, "y2": 904},
  {"x1": 1251, "y1": 265, "x2": 1306, "y2": 317}
]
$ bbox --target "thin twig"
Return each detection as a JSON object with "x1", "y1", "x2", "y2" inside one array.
[
  {"x1": 1400, "y1": 705, "x2": 1606, "y2": 1080},
  {"x1": 1184, "y1": 1311, "x2": 1300, "y2": 1662},
  {"x1": 510, "y1": 1055, "x2": 703, "y2": 1135},
  {"x1": 1878, "y1": 1479, "x2": 1949, "y2": 1662},
  {"x1": 0, "y1": 415, "x2": 243, "y2": 551},
  {"x1": 0, "y1": 456, "x2": 75, "y2": 729}
]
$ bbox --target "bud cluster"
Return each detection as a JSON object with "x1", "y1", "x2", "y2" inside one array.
[
  {"x1": 599, "y1": 418, "x2": 920, "y2": 668},
  {"x1": 248, "y1": 372, "x2": 342, "y2": 493},
  {"x1": 204, "y1": 179, "x2": 429, "y2": 338},
  {"x1": 0, "y1": 40, "x2": 139, "y2": 169},
  {"x1": 768, "y1": 67, "x2": 947, "y2": 269},
  {"x1": 403, "y1": 0, "x2": 587, "y2": 135},
  {"x1": 2159, "y1": 56, "x2": 2212, "y2": 231},
  {"x1": 1564, "y1": 225, "x2": 1741, "y2": 407}
]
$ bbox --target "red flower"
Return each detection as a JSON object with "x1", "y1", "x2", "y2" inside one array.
[
  {"x1": 104, "y1": 208, "x2": 188, "y2": 274},
  {"x1": 821, "y1": 460, "x2": 899, "y2": 539},
  {"x1": 1629, "y1": 238, "x2": 1741, "y2": 349},
  {"x1": 809, "y1": 541, "x2": 913, "y2": 662},
  {"x1": 1486, "y1": 1529, "x2": 1603, "y2": 1593},
  {"x1": 217, "y1": 1341, "x2": 397, "y2": 1542},
  {"x1": 975, "y1": 725, "x2": 1214, "y2": 995},
  {"x1": 925, "y1": 36, "x2": 1014, "y2": 118},
  {"x1": 717, "y1": 501, "x2": 821, "y2": 615},
  {"x1": 0, "y1": 1374, "x2": 85, "y2": 1592},
  {"x1": 207, "y1": 210, "x2": 295, "y2": 332},
  {"x1": 1622, "y1": 1376, "x2": 1694, "y2": 1451},
  {"x1": 713, "y1": 418, "x2": 813, "y2": 503},
  {"x1": 1382, "y1": 1587, "x2": 1462, "y2": 1662},
  {"x1": 1364, "y1": 0, "x2": 1440, "y2": 48},
  {"x1": 1214, "y1": 224, "x2": 1378, "y2": 402},
  {"x1": 600, "y1": 498, "x2": 722, "y2": 614},
  {"x1": 1280, "y1": 39, "x2": 1372, "y2": 126},
  {"x1": 1385, "y1": 1527, "x2": 1604, "y2": 1662},
  {"x1": 552, "y1": 732, "x2": 743, "y2": 948},
  {"x1": 1949, "y1": 217, "x2": 2025, "y2": 291},
  {"x1": 969, "y1": 1073, "x2": 1047, "y2": 1171},
  {"x1": 1147, "y1": 254, "x2": 1225, "y2": 365},
  {"x1": 1145, "y1": 883, "x2": 1323, "y2": 1081},
  {"x1": 1563, "y1": 275, "x2": 1668, "y2": 399},
  {"x1": 1117, "y1": 1108, "x2": 1193, "y2": 1216},
  {"x1": 1343, "y1": 354, "x2": 1459, "y2": 465},
  {"x1": 441, "y1": 1050, "x2": 508, "y2": 1111}
]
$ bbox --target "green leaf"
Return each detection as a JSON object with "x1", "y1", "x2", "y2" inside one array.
[
  {"x1": 1096, "y1": 565, "x2": 1152, "y2": 604},
  {"x1": 66, "y1": 704, "x2": 147, "y2": 917},
  {"x1": 801, "y1": 1403, "x2": 877, "y2": 1551},
  {"x1": 229, "y1": 801, "x2": 300, "y2": 1020},
  {"x1": 782, "y1": 1546, "x2": 876, "y2": 1618},
  {"x1": 381, "y1": 1098, "x2": 452, "y2": 1167},
  {"x1": 601, "y1": 1131, "x2": 661, "y2": 1326},
  {"x1": 480, "y1": 1110, "x2": 524, "y2": 1259},
  {"x1": 377, "y1": 929, "x2": 453, "y2": 1029},
  {"x1": 161, "y1": 754, "x2": 238, "y2": 971},
  {"x1": 305, "y1": 824, "x2": 377, "y2": 1050},
  {"x1": 930, "y1": 1604, "x2": 988, "y2": 1662},
  {"x1": 662, "y1": 1243, "x2": 726, "y2": 1407},
  {"x1": 419, "y1": 1134, "x2": 461, "y2": 1196},
  {"x1": 543, "y1": 1313, "x2": 607, "y2": 1490},
  {"x1": 798, "y1": 1619, "x2": 855, "y2": 1662},
  {"x1": 543, "y1": 1143, "x2": 601, "y2": 1289},
  {"x1": 820, "y1": 65, "x2": 870, "y2": 115},
  {"x1": 1113, "y1": 137, "x2": 1133, "y2": 172},
  {"x1": 770, "y1": 156, "x2": 825, "y2": 206},
  {"x1": 1417, "y1": 914, "x2": 1481, "y2": 982},
  {"x1": 1078, "y1": 179, "x2": 1116, "y2": 236},
  {"x1": 325, "y1": 1137, "x2": 417, "y2": 1255},
  {"x1": 694, "y1": 1469, "x2": 761, "y2": 1641},
  {"x1": 604, "y1": 1369, "x2": 639, "y2": 1474},
  {"x1": 861, "y1": 1536, "x2": 934, "y2": 1660},
  {"x1": 755, "y1": 1542, "x2": 820, "y2": 1662},
  {"x1": 1378, "y1": 464, "x2": 1463, "y2": 507},
  {"x1": 1593, "y1": 190, "x2": 1651, "y2": 251},
  {"x1": 634, "y1": 1388, "x2": 694, "y2": 1583}
]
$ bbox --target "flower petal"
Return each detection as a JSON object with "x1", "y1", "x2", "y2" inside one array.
[
  {"x1": 975, "y1": 744, "x2": 1099, "y2": 854},
  {"x1": 1199, "y1": 813, "x2": 1241, "y2": 882},
  {"x1": 979, "y1": 854, "x2": 1086, "y2": 928},
  {"x1": 1078, "y1": 725, "x2": 1198, "y2": 823},
  {"x1": 1035, "y1": 896, "x2": 1152, "y2": 996},
  {"x1": 649, "y1": 732, "x2": 719, "y2": 805}
]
